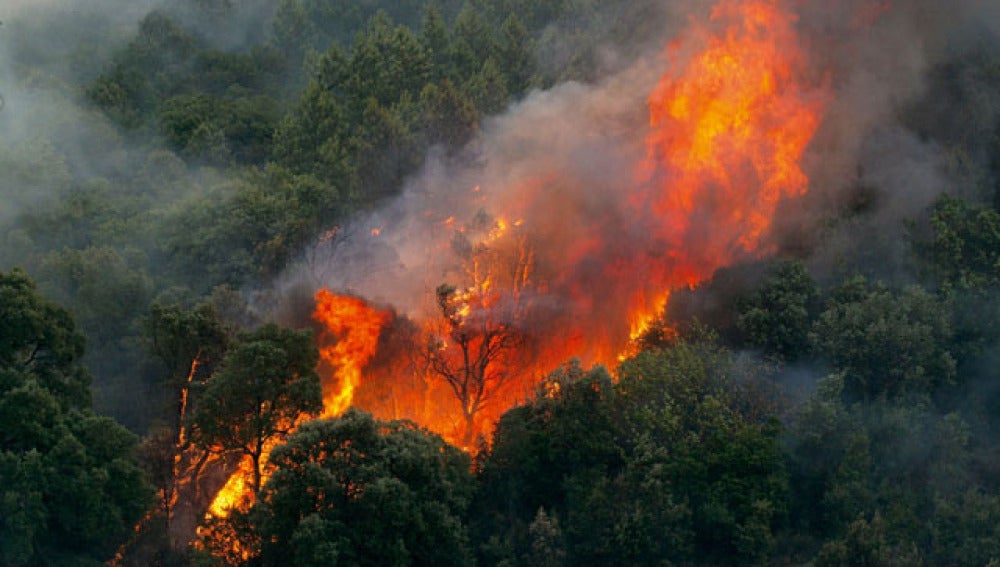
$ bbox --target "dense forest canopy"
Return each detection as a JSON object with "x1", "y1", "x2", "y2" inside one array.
[{"x1": 1, "y1": 0, "x2": 999, "y2": 565}]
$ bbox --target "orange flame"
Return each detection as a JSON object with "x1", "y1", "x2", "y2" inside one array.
[
  {"x1": 205, "y1": 289, "x2": 387, "y2": 520},
  {"x1": 313, "y1": 288, "x2": 390, "y2": 417},
  {"x1": 207, "y1": 458, "x2": 254, "y2": 517},
  {"x1": 304, "y1": 0, "x2": 828, "y2": 448},
  {"x1": 629, "y1": 0, "x2": 827, "y2": 333}
]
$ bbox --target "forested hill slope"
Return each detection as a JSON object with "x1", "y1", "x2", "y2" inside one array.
[{"x1": 1, "y1": 1, "x2": 999, "y2": 565}]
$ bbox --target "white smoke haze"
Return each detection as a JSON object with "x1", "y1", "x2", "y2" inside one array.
[{"x1": 0, "y1": 0, "x2": 156, "y2": 221}]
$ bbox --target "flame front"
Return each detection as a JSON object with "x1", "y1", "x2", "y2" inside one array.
[{"x1": 306, "y1": 0, "x2": 828, "y2": 445}]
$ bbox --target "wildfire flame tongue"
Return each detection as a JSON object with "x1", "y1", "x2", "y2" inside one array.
[
  {"x1": 628, "y1": 0, "x2": 826, "y2": 336},
  {"x1": 313, "y1": 288, "x2": 389, "y2": 417},
  {"x1": 205, "y1": 290, "x2": 386, "y2": 519},
  {"x1": 645, "y1": 0, "x2": 823, "y2": 253}
]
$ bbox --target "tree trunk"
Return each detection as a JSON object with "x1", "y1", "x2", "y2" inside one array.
[
  {"x1": 252, "y1": 451, "x2": 262, "y2": 497},
  {"x1": 462, "y1": 411, "x2": 476, "y2": 448}
]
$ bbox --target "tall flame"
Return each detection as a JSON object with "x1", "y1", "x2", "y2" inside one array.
[
  {"x1": 313, "y1": 288, "x2": 389, "y2": 417},
  {"x1": 629, "y1": 0, "x2": 827, "y2": 334},
  {"x1": 303, "y1": 0, "x2": 828, "y2": 446},
  {"x1": 205, "y1": 289, "x2": 387, "y2": 519}
]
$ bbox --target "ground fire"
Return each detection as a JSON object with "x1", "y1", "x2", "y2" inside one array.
[{"x1": 207, "y1": 0, "x2": 829, "y2": 521}]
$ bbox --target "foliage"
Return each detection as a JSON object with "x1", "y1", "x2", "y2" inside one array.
[
  {"x1": 785, "y1": 374, "x2": 1000, "y2": 565},
  {"x1": 161, "y1": 165, "x2": 341, "y2": 288},
  {"x1": 250, "y1": 409, "x2": 475, "y2": 566},
  {"x1": 0, "y1": 269, "x2": 152, "y2": 565},
  {"x1": 811, "y1": 277, "x2": 956, "y2": 403},
  {"x1": 737, "y1": 259, "x2": 819, "y2": 360},
  {"x1": 0, "y1": 268, "x2": 91, "y2": 408},
  {"x1": 920, "y1": 195, "x2": 1000, "y2": 291},
  {"x1": 475, "y1": 344, "x2": 788, "y2": 566},
  {"x1": 616, "y1": 341, "x2": 788, "y2": 565}
]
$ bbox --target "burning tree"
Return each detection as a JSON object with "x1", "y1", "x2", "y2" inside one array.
[
  {"x1": 420, "y1": 210, "x2": 534, "y2": 447},
  {"x1": 142, "y1": 302, "x2": 228, "y2": 541},
  {"x1": 424, "y1": 283, "x2": 525, "y2": 448}
]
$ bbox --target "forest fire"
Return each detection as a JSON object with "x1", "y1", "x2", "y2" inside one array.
[
  {"x1": 633, "y1": 0, "x2": 825, "y2": 327},
  {"x1": 207, "y1": 0, "x2": 829, "y2": 520},
  {"x1": 18, "y1": 0, "x2": 997, "y2": 561},
  {"x1": 301, "y1": 0, "x2": 828, "y2": 447}
]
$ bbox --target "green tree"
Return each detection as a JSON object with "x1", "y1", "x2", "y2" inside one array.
[
  {"x1": 450, "y1": 2, "x2": 495, "y2": 80},
  {"x1": 86, "y1": 11, "x2": 197, "y2": 127},
  {"x1": 272, "y1": 0, "x2": 317, "y2": 62},
  {"x1": 418, "y1": 79, "x2": 478, "y2": 149},
  {"x1": 475, "y1": 362, "x2": 621, "y2": 537},
  {"x1": 161, "y1": 165, "x2": 340, "y2": 289},
  {"x1": 928, "y1": 489, "x2": 1000, "y2": 566},
  {"x1": 191, "y1": 323, "x2": 322, "y2": 495},
  {"x1": 271, "y1": 77, "x2": 352, "y2": 182},
  {"x1": 616, "y1": 340, "x2": 788, "y2": 565},
  {"x1": 37, "y1": 246, "x2": 153, "y2": 350},
  {"x1": 497, "y1": 13, "x2": 534, "y2": 94},
  {"x1": 811, "y1": 277, "x2": 956, "y2": 403},
  {"x1": 0, "y1": 138, "x2": 71, "y2": 229},
  {"x1": 0, "y1": 268, "x2": 90, "y2": 408},
  {"x1": 737, "y1": 259, "x2": 818, "y2": 361},
  {"x1": 920, "y1": 195, "x2": 1000, "y2": 291},
  {"x1": 784, "y1": 370, "x2": 999, "y2": 563},
  {"x1": 476, "y1": 340, "x2": 787, "y2": 565},
  {"x1": 0, "y1": 269, "x2": 151, "y2": 565},
  {"x1": 420, "y1": 3, "x2": 452, "y2": 80},
  {"x1": 251, "y1": 409, "x2": 475, "y2": 566},
  {"x1": 347, "y1": 12, "x2": 432, "y2": 114},
  {"x1": 464, "y1": 57, "x2": 510, "y2": 115},
  {"x1": 347, "y1": 99, "x2": 422, "y2": 203},
  {"x1": 526, "y1": 507, "x2": 566, "y2": 567},
  {"x1": 815, "y1": 513, "x2": 923, "y2": 567}
]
